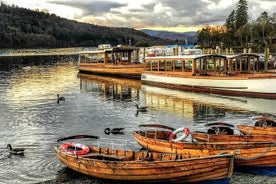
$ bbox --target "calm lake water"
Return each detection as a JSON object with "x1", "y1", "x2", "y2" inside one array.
[{"x1": 0, "y1": 52, "x2": 275, "y2": 184}]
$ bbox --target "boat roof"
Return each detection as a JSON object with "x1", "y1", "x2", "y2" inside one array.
[
  {"x1": 145, "y1": 53, "x2": 260, "y2": 60},
  {"x1": 145, "y1": 54, "x2": 228, "y2": 60},
  {"x1": 79, "y1": 45, "x2": 139, "y2": 54}
]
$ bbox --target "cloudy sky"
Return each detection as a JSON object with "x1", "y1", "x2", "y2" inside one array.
[{"x1": 4, "y1": 0, "x2": 276, "y2": 32}]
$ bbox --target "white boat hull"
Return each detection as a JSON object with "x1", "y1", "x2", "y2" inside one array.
[{"x1": 141, "y1": 73, "x2": 276, "y2": 99}]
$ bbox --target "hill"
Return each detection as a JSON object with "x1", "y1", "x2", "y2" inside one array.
[
  {"x1": 0, "y1": 3, "x2": 175, "y2": 49},
  {"x1": 141, "y1": 29, "x2": 198, "y2": 44}
]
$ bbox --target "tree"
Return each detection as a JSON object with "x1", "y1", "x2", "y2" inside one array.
[
  {"x1": 235, "y1": 0, "x2": 249, "y2": 30},
  {"x1": 225, "y1": 10, "x2": 236, "y2": 32}
]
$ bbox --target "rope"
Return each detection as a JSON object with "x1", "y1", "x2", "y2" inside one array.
[{"x1": 235, "y1": 142, "x2": 276, "y2": 160}]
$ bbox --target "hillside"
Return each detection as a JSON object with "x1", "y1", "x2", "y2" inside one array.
[
  {"x1": 141, "y1": 29, "x2": 198, "y2": 44},
  {"x1": 0, "y1": 3, "x2": 175, "y2": 49}
]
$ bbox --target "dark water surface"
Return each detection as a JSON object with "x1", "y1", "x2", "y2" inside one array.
[{"x1": 0, "y1": 53, "x2": 275, "y2": 184}]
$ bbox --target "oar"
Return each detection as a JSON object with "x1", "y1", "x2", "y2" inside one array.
[
  {"x1": 139, "y1": 124, "x2": 175, "y2": 131},
  {"x1": 58, "y1": 135, "x2": 99, "y2": 142}
]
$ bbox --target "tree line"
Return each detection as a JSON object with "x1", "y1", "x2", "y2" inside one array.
[
  {"x1": 197, "y1": 0, "x2": 276, "y2": 53},
  {"x1": 0, "y1": 2, "x2": 174, "y2": 49}
]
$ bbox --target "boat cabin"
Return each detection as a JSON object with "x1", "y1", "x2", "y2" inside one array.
[
  {"x1": 144, "y1": 53, "x2": 262, "y2": 76},
  {"x1": 79, "y1": 44, "x2": 140, "y2": 66}
]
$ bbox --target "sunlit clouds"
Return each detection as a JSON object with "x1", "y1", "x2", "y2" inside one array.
[{"x1": 4, "y1": 0, "x2": 276, "y2": 32}]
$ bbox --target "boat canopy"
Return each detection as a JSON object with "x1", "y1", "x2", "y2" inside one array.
[{"x1": 144, "y1": 53, "x2": 261, "y2": 76}]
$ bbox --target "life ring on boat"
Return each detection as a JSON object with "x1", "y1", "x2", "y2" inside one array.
[
  {"x1": 168, "y1": 127, "x2": 190, "y2": 142},
  {"x1": 60, "y1": 142, "x2": 90, "y2": 155}
]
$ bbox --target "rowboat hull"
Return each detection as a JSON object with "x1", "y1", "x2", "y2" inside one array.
[
  {"x1": 237, "y1": 125, "x2": 276, "y2": 135},
  {"x1": 55, "y1": 145, "x2": 234, "y2": 183},
  {"x1": 133, "y1": 130, "x2": 276, "y2": 176},
  {"x1": 192, "y1": 132, "x2": 276, "y2": 142}
]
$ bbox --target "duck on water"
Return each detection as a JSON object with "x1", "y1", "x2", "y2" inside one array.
[
  {"x1": 104, "y1": 128, "x2": 124, "y2": 135},
  {"x1": 57, "y1": 94, "x2": 65, "y2": 103},
  {"x1": 7, "y1": 144, "x2": 24, "y2": 155}
]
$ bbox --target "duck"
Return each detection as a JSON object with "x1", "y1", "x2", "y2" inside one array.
[
  {"x1": 57, "y1": 94, "x2": 65, "y2": 103},
  {"x1": 7, "y1": 144, "x2": 24, "y2": 155},
  {"x1": 104, "y1": 128, "x2": 124, "y2": 135},
  {"x1": 135, "y1": 103, "x2": 148, "y2": 112}
]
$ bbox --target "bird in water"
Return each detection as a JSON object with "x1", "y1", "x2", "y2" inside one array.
[
  {"x1": 135, "y1": 103, "x2": 148, "y2": 112},
  {"x1": 7, "y1": 144, "x2": 24, "y2": 155},
  {"x1": 57, "y1": 94, "x2": 65, "y2": 103},
  {"x1": 104, "y1": 128, "x2": 124, "y2": 135}
]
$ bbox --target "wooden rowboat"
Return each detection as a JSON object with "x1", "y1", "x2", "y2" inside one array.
[
  {"x1": 192, "y1": 132, "x2": 276, "y2": 142},
  {"x1": 236, "y1": 117, "x2": 276, "y2": 136},
  {"x1": 237, "y1": 125, "x2": 276, "y2": 136},
  {"x1": 55, "y1": 142, "x2": 234, "y2": 183},
  {"x1": 133, "y1": 130, "x2": 276, "y2": 176}
]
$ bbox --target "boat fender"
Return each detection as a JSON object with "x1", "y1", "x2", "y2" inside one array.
[
  {"x1": 60, "y1": 142, "x2": 90, "y2": 155},
  {"x1": 168, "y1": 127, "x2": 190, "y2": 142}
]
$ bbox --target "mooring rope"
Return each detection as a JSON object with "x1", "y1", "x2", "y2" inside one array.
[{"x1": 235, "y1": 142, "x2": 276, "y2": 160}]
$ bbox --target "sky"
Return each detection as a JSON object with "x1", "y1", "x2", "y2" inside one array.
[{"x1": 3, "y1": 0, "x2": 276, "y2": 32}]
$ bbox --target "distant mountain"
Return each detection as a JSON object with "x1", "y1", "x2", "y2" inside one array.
[
  {"x1": 141, "y1": 29, "x2": 198, "y2": 44},
  {"x1": 0, "y1": 3, "x2": 176, "y2": 49}
]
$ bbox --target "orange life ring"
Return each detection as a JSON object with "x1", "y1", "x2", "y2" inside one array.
[
  {"x1": 168, "y1": 127, "x2": 190, "y2": 142},
  {"x1": 60, "y1": 142, "x2": 90, "y2": 155}
]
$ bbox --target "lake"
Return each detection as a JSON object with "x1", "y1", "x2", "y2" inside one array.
[{"x1": 0, "y1": 51, "x2": 275, "y2": 184}]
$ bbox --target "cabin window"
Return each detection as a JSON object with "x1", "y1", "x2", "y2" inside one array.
[
  {"x1": 207, "y1": 59, "x2": 215, "y2": 71},
  {"x1": 122, "y1": 51, "x2": 128, "y2": 60},
  {"x1": 91, "y1": 54, "x2": 97, "y2": 63},
  {"x1": 145, "y1": 60, "x2": 151, "y2": 70},
  {"x1": 97, "y1": 53, "x2": 104, "y2": 63},
  {"x1": 85, "y1": 54, "x2": 93, "y2": 63},
  {"x1": 215, "y1": 58, "x2": 225, "y2": 73},
  {"x1": 183, "y1": 60, "x2": 192, "y2": 71},
  {"x1": 166, "y1": 60, "x2": 173, "y2": 71},
  {"x1": 174, "y1": 60, "x2": 182, "y2": 71},
  {"x1": 80, "y1": 55, "x2": 86, "y2": 63},
  {"x1": 107, "y1": 52, "x2": 112, "y2": 64},
  {"x1": 159, "y1": 60, "x2": 165, "y2": 71},
  {"x1": 152, "y1": 60, "x2": 158, "y2": 71}
]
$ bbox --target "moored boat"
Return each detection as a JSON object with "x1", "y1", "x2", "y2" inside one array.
[
  {"x1": 78, "y1": 44, "x2": 145, "y2": 79},
  {"x1": 191, "y1": 121, "x2": 276, "y2": 142},
  {"x1": 54, "y1": 135, "x2": 234, "y2": 184},
  {"x1": 237, "y1": 125, "x2": 276, "y2": 136},
  {"x1": 133, "y1": 130, "x2": 276, "y2": 176},
  {"x1": 237, "y1": 117, "x2": 276, "y2": 135},
  {"x1": 192, "y1": 131, "x2": 276, "y2": 142},
  {"x1": 141, "y1": 53, "x2": 276, "y2": 99}
]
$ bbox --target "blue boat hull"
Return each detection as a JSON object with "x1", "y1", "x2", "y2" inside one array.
[
  {"x1": 193, "y1": 178, "x2": 231, "y2": 184},
  {"x1": 235, "y1": 166, "x2": 276, "y2": 176}
]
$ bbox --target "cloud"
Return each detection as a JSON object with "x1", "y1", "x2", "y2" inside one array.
[
  {"x1": 48, "y1": 0, "x2": 127, "y2": 15},
  {"x1": 8, "y1": 0, "x2": 276, "y2": 32}
]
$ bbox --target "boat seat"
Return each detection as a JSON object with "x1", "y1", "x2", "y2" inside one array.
[{"x1": 80, "y1": 153, "x2": 133, "y2": 161}]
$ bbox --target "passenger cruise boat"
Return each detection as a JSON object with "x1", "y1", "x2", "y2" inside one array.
[
  {"x1": 78, "y1": 44, "x2": 145, "y2": 79},
  {"x1": 141, "y1": 53, "x2": 276, "y2": 99}
]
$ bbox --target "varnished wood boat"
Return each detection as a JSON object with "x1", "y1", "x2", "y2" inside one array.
[
  {"x1": 133, "y1": 130, "x2": 276, "y2": 176},
  {"x1": 78, "y1": 44, "x2": 145, "y2": 79},
  {"x1": 191, "y1": 122, "x2": 276, "y2": 142},
  {"x1": 55, "y1": 142, "x2": 234, "y2": 183},
  {"x1": 192, "y1": 131, "x2": 276, "y2": 142},
  {"x1": 237, "y1": 117, "x2": 276, "y2": 136},
  {"x1": 237, "y1": 125, "x2": 276, "y2": 136}
]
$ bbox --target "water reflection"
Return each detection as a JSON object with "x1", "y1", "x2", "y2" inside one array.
[
  {"x1": 142, "y1": 85, "x2": 276, "y2": 121},
  {"x1": 5, "y1": 62, "x2": 78, "y2": 107},
  {"x1": 79, "y1": 73, "x2": 141, "y2": 102}
]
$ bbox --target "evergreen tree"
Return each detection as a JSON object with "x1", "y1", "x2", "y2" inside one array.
[
  {"x1": 225, "y1": 10, "x2": 236, "y2": 33},
  {"x1": 235, "y1": 0, "x2": 249, "y2": 30}
]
